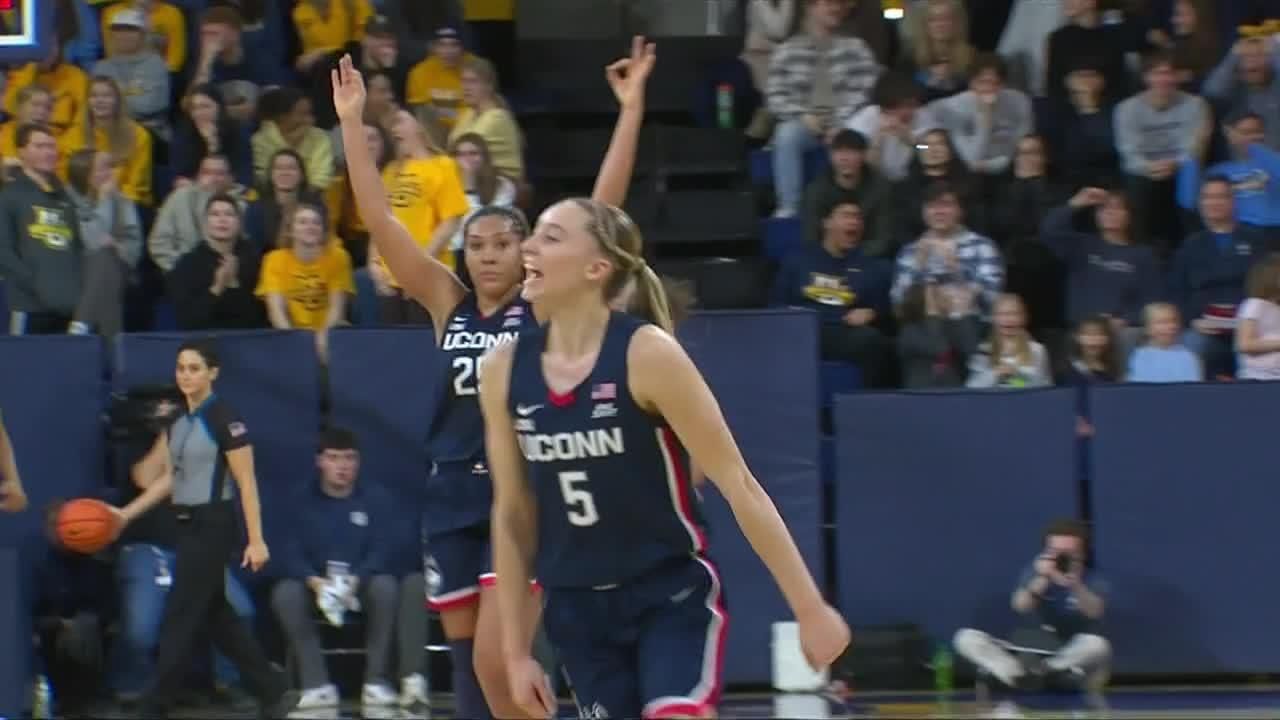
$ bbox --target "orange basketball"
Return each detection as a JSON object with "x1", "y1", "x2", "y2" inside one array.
[{"x1": 56, "y1": 499, "x2": 120, "y2": 554}]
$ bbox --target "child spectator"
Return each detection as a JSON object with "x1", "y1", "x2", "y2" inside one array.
[
  {"x1": 406, "y1": 25, "x2": 474, "y2": 133},
  {"x1": 1058, "y1": 315, "x2": 1121, "y2": 434},
  {"x1": 771, "y1": 199, "x2": 895, "y2": 387},
  {"x1": 100, "y1": 0, "x2": 187, "y2": 73},
  {"x1": 1040, "y1": 187, "x2": 1162, "y2": 357},
  {"x1": 252, "y1": 87, "x2": 335, "y2": 192},
  {"x1": 256, "y1": 202, "x2": 353, "y2": 361},
  {"x1": 966, "y1": 293, "x2": 1052, "y2": 388},
  {"x1": 1235, "y1": 253, "x2": 1280, "y2": 380},
  {"x1": 1128, "y1": 302, "x2": 1203, "y2": 381},
  {"x1": 448, "y1": 57, "x2": 524, "y2": 182},
  {"x1": 4, "y1": 37, "x2": 89, "y2": 138},
  {"x1": 896, "y1": 281, "x2": 981, "y2": 388},
  {"x1": 61, "y1": 76, "x2": 153, "y2": 207},
  {"x1": 172, "y1": 84, "x2": 254, "y2": 188}
]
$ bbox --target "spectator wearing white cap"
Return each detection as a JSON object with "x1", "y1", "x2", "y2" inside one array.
[
  {"x1": 93, "y1": 8, "x2": 171, "y2": 141},
  {"x1": 99, "y1": 0, "x2": 187, "y2": 74}
]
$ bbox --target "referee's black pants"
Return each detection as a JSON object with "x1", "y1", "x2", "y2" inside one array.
[{"x1": 140, "y1": 502, "x2": 284, "y2": 713}]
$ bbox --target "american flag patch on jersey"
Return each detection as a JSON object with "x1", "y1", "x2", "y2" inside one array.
[
  {"x1": 228, "y1": 422, "x2": 247, "y2": 437},
  {"x1": 591, "y1": 383, "x2": 616, "y2": 400},
  {"x1": 505, "y1": 305, "x2": 524, "y2": 316}
]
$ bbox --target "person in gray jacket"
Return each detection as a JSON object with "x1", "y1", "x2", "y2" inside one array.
[
  {"x1": 0, "y1": 123, "x2": 83, "y2": 335},
  {"x1": 148, "y1": 154, "x2": 247, "y2": 273},
  {"x1": 927, "y1": 53, "x2": 1034, "y2": 178},
  {"x1": 65, "y1": 148, "x2": 143, "y2": 338},
  {"x1": 92, "y1": 9, "x2": 171, "y2": 141}
]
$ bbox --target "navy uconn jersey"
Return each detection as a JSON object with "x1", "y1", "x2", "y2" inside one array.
[
  {"x1": 427, "y1": 294, "x2": 535, "y2": 464},
  {"x1": 507, "y1": 312, "x2": 708, "y2": 589}
]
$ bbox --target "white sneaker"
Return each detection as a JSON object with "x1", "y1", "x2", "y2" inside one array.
[
  {"x1": 399, "y1": 673, "x2": 429, "y2": 708},
  {"x1": 992, "y1": 700, "x2": 1025, "y2": 719},
  {"x1": 362, "y1": 682, "x2": 399, "y2": 707},
  {"x1": 296, "y1": 683, "x2": 340, "y2": 709}
]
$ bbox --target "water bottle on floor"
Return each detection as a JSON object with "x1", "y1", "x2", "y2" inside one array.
[
  {"x1": 933, "y1": 645, "x2": 953, "y2": 693},
  {"x1": 32, "y1": 675, "x2": 52, "y2": 720}
]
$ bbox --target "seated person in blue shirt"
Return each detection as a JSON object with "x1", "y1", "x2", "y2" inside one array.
[
  {"x1": 269, "y1": 427, "x2": 410, "y2": 710},
  {"x1": 1168, "y1": 175, "x2": 1275, "y2": 377},
  {"x1": 771, "y1": 198, "x2": 894, "y2": 387},
  {"x1": 1129, "y1": 302, "x2": 1204, "y2": 381},
  {"x1": 953, "y1": 519, "x2": 1111, "y2": 702},
  {"x1": 1177, "y1": 110, "x2": 1280, "y2": 244}
]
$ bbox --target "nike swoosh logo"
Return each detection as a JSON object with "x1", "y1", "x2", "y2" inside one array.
[
  {"x1": 670, "y1": 586, "x2": 695, "y2": 604},
  {"x1": 516, "y1": 404, "x2": 543, "y2": 417}
]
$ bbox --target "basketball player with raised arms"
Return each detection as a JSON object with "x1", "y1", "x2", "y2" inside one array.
[
  {"x1": 467, "y1": 117, "x2": 852, "y2": 720},
  {"x1": 333, "y1": 39, "x2": 655, "y2": 718}
]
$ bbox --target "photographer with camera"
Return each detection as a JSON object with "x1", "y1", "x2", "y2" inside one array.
[{"x1": 953, "y1": 519, "x2": 1111, "y2": 706}]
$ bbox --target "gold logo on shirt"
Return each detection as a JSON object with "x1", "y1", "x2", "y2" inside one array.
[
  {"x1": 802, "y1": 272, "x2": 855, "y2": 307},
  {"x1": 28, "y1": 206, "x2": 73, "y2": 250}
]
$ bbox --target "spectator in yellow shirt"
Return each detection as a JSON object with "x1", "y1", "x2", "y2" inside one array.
[
  {"x1": 371, "y1": 108, "x2": 468, "y2": 325},
  {"x1": 61, "y1": 77, "x2": 154, "y2": 207},
  {"x1": 256, "y1": 202, "x2": 354, "y2": 360},
  {"x1": 293, "y1": 0, "x2": 375, "y2": 72},
  {"x1": 0, "y1": 85, "x2": 53, "y2": 164},
  {"x1": 448, "y1": 57, "x2": 523, "y2": 181},
  {"x1": 251, "y1": 87, "x2": 335, "y2": 191},
  {"x1": 4, "y1": 38, "x2": 89, "y2": 138},
  {"x1": 100, "y1": 0, "x2": 187, "y2": 73},
  {"x1": 405, "y1": 25, "x2": 472, "y2": 131}
]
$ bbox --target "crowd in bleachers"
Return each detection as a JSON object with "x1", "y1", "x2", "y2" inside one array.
[{"x1": 758, "y1": 0, "x2": 1280, "y2": 391}]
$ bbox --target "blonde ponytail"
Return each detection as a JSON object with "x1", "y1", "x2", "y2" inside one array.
[
  {"x1": 632, "y1": 262, "x2": 675, "y2": 334},
  {"x1": 570, "y1": 197, "x2": 681, "y2": 333}
]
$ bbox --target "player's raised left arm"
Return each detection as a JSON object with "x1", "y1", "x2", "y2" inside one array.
[{"x1": 628, "y1": 327, "x2": 851, "y2": 669}]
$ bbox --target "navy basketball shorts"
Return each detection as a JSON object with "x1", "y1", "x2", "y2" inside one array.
[
  {"x1": 541, "y1": 556, "x2": 729, "y2": 719},
  {"x1": 425, "y1": 523, "x2": 491, "y2": 612}
]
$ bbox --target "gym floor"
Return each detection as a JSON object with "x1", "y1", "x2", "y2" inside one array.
[{"x1": 72, "y1": 686, "x2": 1280, "y2": 718}]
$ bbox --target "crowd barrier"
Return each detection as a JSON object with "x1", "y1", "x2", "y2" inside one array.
[{"x1": 3, "y1": 314, "x2": 1280, "y2": 697}]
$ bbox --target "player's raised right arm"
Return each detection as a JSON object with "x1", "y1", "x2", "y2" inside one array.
[
  {"x1": 478, "y1": 342, "x2": 556, "y2": 718},
  {"x1": 332, "y1": 55, "x2": 466, "y2": 326}
]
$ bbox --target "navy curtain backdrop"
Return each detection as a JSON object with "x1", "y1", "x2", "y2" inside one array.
[
  {"x1": 678, "y1": 309, "x2": 823, "y2": 684},
  {"x1": 1090, "y1": 382, "x2": 1280, "y2": 674},
  {"x1": 832, "y1": 389, "x2": 1079, "y2": 641},
  {"x1": 0, "y1": 336, "x2": 106, "y2": 715}
]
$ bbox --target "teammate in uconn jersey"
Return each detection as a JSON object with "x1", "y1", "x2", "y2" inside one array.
[
  {"x1": 333, "y1": 41, "x2": 656, "y2": 719},
  {"x1": 475, "y1": 188, "x2": 851, "y2": 719}
]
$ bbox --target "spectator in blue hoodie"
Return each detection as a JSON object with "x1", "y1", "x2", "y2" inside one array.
[
  {"x1": 1168, "y1": 176, "x2": 1274, "y2": 376},
  {"x1": 269, "y1": 427, "x2": 402, "y2": 710},
  {"x1": 772, "y1": 197, "x2": 895, "y2": 387},
  {"x1": 1040, "y1": 187, "x2": 1163, "y2": 359},
  {"x1": 1177, "y1": 111, "x2": 1280, "y2": 243}
]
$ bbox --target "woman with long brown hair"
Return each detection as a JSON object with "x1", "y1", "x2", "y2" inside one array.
[
  {"x1": 61, "y1": 76, "x2": 153, "y2": 206},
  {"x1": 900, "y1": 0, "x2": 975, "y2": 102},
  {"x1": 65, "y1": 148, "x2": 143, "y2": 338},
  {"x1": 449, "y1": 132, "x2": 516, "y2": 259},
  {"x1": 448, "y1": 57, "x2": 523, "y2": 181}
]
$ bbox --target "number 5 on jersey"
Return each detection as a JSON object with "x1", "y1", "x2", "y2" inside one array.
[
  {"x1": 558, "y1": 471, "x2": 599, "y2": 527},
  {"x1": 453, "y1": 355, "x2": 486, "y2": 396}
]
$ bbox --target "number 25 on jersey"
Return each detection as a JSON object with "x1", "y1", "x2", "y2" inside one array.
[{"x1": 452, "y1": 355, "x2": 486, "y2": 396}]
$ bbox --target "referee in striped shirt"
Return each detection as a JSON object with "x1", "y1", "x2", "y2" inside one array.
[{"x1": 114, "y1": 339, "x2": 298, "y2": 718}]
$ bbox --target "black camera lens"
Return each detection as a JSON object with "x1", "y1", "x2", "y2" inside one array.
[{"x1": 1054, "y1": 553, "x2": 1073, "y2": 573}]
